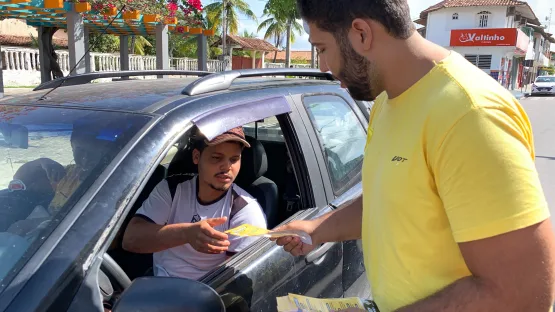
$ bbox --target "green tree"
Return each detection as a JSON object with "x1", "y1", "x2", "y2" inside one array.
[
  {"x1": 88, "y1": 34, "x2": 120, "y2": 53},
  {"x1": 129, "y1": 36, "x2": 153, "y2": 55},
  {"x1": 204, "y1": 0, "x2": 257, "y2": 35},
  {"x1": 261, "y1": 0, "x2": 303, "y2": 67}
]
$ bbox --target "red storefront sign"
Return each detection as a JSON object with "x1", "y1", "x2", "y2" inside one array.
[{"x1": 450, "y1": 28, "x2": 518, "y2": 47}]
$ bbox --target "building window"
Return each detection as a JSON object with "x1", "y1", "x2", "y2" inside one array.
[
  {"x1": 465, "y1": 54, "x2": 492, "y2": 70},
  {"x1": 452, "y1": 13, "x2": 459, "y2": 20},
  {"x1": 477, "y1": 11, "x2": 491, "y2": 28}
]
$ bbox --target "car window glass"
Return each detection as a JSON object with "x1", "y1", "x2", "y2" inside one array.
[
  {"x1": 535, "y1": 77, "x2": 555, "y2": 83},
  {"x1": 303, "y1": 95, "x2": 367, "y2": 195},
  {"x1": 243, "y1": 116, "x2": 284, "y2": 142},
  {"x1": 0, "y1": 105, "x2": 150, "y2": 291}
]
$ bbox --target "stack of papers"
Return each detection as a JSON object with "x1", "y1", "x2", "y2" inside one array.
[{"x1": 276, "y1": 293, "x2": 379, "y2": 312}]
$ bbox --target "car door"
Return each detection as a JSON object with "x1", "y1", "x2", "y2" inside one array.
[
  {"x1": 198, "y1": 93, "x2": 344, "y2": 311},
  {"x1": 293, "y1": 90, "x2": 372, "y2": 299}
]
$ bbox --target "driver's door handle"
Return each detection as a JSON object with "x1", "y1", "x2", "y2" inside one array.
[{"x1": 305, "y1": 242, "x2": 335, "y2": 264}]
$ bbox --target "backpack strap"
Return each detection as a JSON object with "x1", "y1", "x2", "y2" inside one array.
[
  {"x1": 166, "y1": 174, "x2": 195, "y2": 202},
  {"x1": 164, "y1": 174, "x2": 195, "y2": 225},
  {"x1": 229, "y1": 188, "x2": 249, "y2": 227}
]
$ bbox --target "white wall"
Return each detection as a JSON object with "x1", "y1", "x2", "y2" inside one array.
[
  {"x1": 451, "y1": 46, "x2": 504, "y2": 71},
  {"x1": 426, "y1": 6, "x2": 509, "y2": 47}
]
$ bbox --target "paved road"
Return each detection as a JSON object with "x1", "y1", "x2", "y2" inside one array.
[{"x1": 520, "y1": 95, "x2": 555, "y2": 228}]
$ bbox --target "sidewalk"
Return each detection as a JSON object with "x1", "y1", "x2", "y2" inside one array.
[{"x1": 509, "y1": 84, "x2": 531, "y2": 100}]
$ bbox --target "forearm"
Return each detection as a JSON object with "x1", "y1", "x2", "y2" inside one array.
[
  {"x1": 122, "y1": 218, "x2": 191, "y2": 253},
  {"x1": 312, "y1": 195, "x2": 362, "y2": 244},
  {"x1": 395, "y1": 275, "x2": 551, "y2": 312}
]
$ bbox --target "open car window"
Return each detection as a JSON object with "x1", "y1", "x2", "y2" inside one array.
[
  {"x1": 0, "y1": 105, "x2": 150, "y2": 291},
  {"x1": 243, "y1": 116, "x2": 285, "y2": 142}
]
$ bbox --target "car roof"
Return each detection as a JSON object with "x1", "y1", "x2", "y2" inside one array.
[{"x1": 0, "y1": 75, "x2": 338, "y2": 114}]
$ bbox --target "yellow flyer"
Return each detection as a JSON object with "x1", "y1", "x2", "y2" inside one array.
[
  {"x1": 276, "y1": 293, "x2": 369, "y2": 312},
  {"x1": 225, "y1": 224, "x2": 313, "y2": 244},
  {"x1": 225, "y1": 224, "x2": 270, "y2": 237}
]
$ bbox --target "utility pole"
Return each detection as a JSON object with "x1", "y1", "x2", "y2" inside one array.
[
  {"x1": 547, "y1": 8, "x2": 552, "y2": 33},
  {"x1": 221, "y1": 0, "x2": 227, "y2": 68}
]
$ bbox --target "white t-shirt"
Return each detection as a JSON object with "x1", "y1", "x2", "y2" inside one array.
[{"x1": 135, "y1": 176, "x2": 267, "y2": 280}]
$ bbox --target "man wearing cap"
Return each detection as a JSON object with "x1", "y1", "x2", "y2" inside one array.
[{"x1": 123, "y1": 126, "x2": 267, "y2": 280}]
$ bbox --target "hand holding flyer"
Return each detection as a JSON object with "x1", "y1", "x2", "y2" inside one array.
[{"x1": 225, "y1": 224, "x2": 313, "y2": 245}]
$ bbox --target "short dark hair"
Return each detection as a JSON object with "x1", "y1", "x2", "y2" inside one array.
[
  {"x1": 192, "y1": 138, "x2": 207, "y2": 154},
  {"x1": 297, "y1": 0, "x2": 415, "y2": 39}
]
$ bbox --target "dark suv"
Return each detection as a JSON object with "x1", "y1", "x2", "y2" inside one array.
[{"x1": 0, "y1": 69, "x2": 372, "y2": 312}]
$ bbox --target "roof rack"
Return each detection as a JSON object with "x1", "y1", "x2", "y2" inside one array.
[
  {"x1": 33, "y1": 70, "x2": 213, "y2": 91},
  {"x1": 181, "y1": 68, "x2": 335, "y2": 96}
]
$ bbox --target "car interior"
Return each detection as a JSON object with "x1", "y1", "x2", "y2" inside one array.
[{"x1": 107, "y1": 115, "x2": 307, "y2": 282}]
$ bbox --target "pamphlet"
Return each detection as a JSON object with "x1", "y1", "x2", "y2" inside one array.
[
  {"x1": 276, "y1": 293, "x2": 379, "y2": 312},
  {"x1": 225, "y1": 224, "x2": 313, "y2": 245}
]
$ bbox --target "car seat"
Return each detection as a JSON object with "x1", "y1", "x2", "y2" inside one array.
[{"x1": 234, "y1": 136, "x2": 279, "y2": 229}]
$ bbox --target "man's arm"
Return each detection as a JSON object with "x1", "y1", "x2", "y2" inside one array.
[
  {"x1": 312, "y1": 195, "x2": 363, "y2": 244},
  {"x1": 122, "y1": 216, "x2": 230, "y2": 254},
  {"x1": 121, "y1": 180, "x2": 229, "y2": 254},
  {"x1": 395, "y1": 219, "x2": 555, "y2": 311},
  {"x1": 274, "y1": 195, "x2": 362, "y2": 256}
]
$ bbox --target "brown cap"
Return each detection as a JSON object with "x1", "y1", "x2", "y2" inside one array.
[{"x1": 194, "y1": 126, "x2": 251, "y2": 148}]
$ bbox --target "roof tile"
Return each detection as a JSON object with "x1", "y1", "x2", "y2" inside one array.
[
  {"x1": 420, "y1": 0, "x2": 526, "y2": 19},
  {"x1": 0, "y1": 34, "x2": 68, "y2": 48},
  {"x1": 213, "y1": 34, "x2": 278, "y2": 52}
]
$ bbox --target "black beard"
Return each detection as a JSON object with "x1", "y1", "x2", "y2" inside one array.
[
  {"x1": 336, "y1": 34, "x2": 375, "y2": 101},
  {"x1": 209, "y1": 183, "x2": 229, "y2": 192}
]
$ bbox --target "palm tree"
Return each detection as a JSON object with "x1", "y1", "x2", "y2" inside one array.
[
  {"x1": 260, "y1": 0, "x2": 302, "y2": 67},
  {"x1": 257, "y1": 14, "x2": 302, "y2": 63},
  {"x1": 257, "y1": 15, "x2": 285, "y2": 62},
  {"x1": 204, "y1": 0, "x2": 257, "y2": 35}
]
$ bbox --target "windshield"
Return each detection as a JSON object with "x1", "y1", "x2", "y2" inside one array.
[
  {"x1": 536, "y1": 77, "x2": 555, "y2": 83},
  {"x1": 0, "y1": 105, "x2": 150, "y2": 288}
]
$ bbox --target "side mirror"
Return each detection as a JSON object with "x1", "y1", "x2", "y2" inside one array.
[{"x1": 112, "y1": 276, "x2": 225, "y2": 312}]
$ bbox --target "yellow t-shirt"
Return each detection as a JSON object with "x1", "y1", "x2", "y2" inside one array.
[{"x1": 361, "y1": 52, "x2": 549, "y2": 311}]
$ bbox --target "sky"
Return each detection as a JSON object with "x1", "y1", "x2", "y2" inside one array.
[{"x1": 228, "y1": 0, "x2": 555, "y2": 51}]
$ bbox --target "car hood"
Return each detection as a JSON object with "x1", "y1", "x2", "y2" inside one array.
[{"x1": 534, "y1": 82, "x2": 555, "y2": 87}]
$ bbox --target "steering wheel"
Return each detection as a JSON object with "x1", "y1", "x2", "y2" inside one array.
[{"x1": 99, "y1": 254, "x2": 132, "y2": 307}]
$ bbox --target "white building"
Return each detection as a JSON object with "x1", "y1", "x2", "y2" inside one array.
[{"x1": 415, "y1": 0, "x2": 553, "y2": 90}]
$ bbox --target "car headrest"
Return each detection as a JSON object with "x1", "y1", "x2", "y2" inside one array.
[
  {"x1": 167, "y1": 146, "x2": 197, "y2": 178},
  {"x1": 236, "y1": 136, "x2": 268, "y2": 187}
]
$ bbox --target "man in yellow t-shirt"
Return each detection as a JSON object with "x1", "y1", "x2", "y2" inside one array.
[{"x1": 274, "y1": 0, "x2": 555, "y2": 311}]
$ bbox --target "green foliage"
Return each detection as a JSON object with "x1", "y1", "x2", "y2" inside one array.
[
  {"x1": 258, "y1": 0, "x2": 304, "y2": 64},
  {"x1": 264, "y1": 0, "x2": 299, "y2": 21},
  {"x1": 204, "y1": 0, "x2": 257, "y2": 35},
  {"x1": 89, "y1": 34, "x2": 120, "y2": 53}
]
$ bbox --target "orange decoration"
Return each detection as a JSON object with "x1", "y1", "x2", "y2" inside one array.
[
  {"x1": 189, "y1": 27, "x2": 202, "y2": 34},
  {"x1": 143, "y1": 14, "x2": 159, "y2": 23},
  {"x1": 44, "y1": 0, "x2": 63, "y2": 9},
  {"x1": 75, "y1": 2, "x2": 91, "y2": 12}
]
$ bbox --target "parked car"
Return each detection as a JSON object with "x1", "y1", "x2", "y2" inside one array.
[
  {"x1": 0, "y1": 69, "x2": 372, "y2": 312},
  {"x1": 531, "y1": 75, "x2": 555, "y2": 96}
]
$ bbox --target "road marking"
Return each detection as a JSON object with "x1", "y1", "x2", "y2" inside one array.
[{"x1": 522, "y1": 96, "x2": 555, "y2": 102}]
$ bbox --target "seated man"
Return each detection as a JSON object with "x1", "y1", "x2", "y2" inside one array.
[{"x1": 123, "y1": 126, "x2": 267, "y2": 280}]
